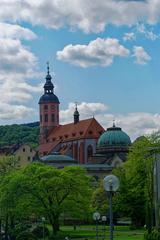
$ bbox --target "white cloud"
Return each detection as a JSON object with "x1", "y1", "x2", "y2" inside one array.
[
  {"x1": 0, "y1": 38, "x2": 37, "y2": 75},
  {"x1": 133, "y1": 46, "x2": 151, "y2": 65},
  {"x1": 0, "y1": 22, "x2": 42, "y2": 120},
  {"x1": 0, "y1": 102, "x2": 34, "y2": 120},
  {"x1": 60, "y1": 102, "x2": 160, "y2": 140},
  {"x1": 57, "y1": 38, "x2": 130, "y2": 67},
  {"x1": 0, "y1": 0, "x2": 160, "y2": 33},
  {"x1": 123, "y1": 32, "x2": 136, "y2": 41},
  {"x1": 0, "y1": 22, "x2": 36, "y2": 40},
  {"x1": 60, "y1": 102, "x2": 108, "y2": 124},
  {"x1": 136, "y1": 23, "x2": 159, "y2": 41}
]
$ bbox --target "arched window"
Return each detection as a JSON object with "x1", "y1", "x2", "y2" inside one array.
[
  {"x1": 87, "y1": 145, "x2": 93, "y2": 161},
  {"x1": 51, "y1": 114, "x2": 55, "y2": 122},
  {"x1": 44, "y1": 105, "x2": 48, "y2": 110},
  {"x1": 44, "y1": 114, "x2": 48, "y2": 122}
]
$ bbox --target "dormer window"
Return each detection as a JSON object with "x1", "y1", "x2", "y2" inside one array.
[
  {"x1": 65, "y1": 134, "x2": 68, "y2": 138},
  {"x1": 79, "y1": 131, "x2": 83, "y2": 135},
  {"x1": 72, "y1": 133, "x2": 76, "y2": 137},
  {"x1": 89, "y1": 131, "x2": 93, "y2": 134},
  {"x1": 59, "y1": 136, "x2": 63, "y2": 140}
]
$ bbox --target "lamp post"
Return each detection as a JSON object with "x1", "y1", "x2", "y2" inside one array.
[
  {"x1": 103, "y1": 175, "x2": 119, "y2": 240},
  {"x1": 102, "y1": 216, "x2": 107, "y2": 240},
  {"x1": 93, "y1": 212, "x2": 100, "y2": 240},
  {"x1": 41, "y1": 217, "x2": 45, "y2": 240}
]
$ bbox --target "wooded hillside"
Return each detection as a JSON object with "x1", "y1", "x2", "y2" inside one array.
[{"x1": 0, "y1": 122, "x2": 39, "y2": 147}]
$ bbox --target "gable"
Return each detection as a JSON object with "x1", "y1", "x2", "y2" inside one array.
[{"x1": 48, "y1": 118, "x2": 104, "y2": 143}]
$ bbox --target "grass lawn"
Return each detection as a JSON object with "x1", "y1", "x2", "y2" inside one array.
[{"x1": 59, "y1": 225, "x2": 144, "y2": 240}]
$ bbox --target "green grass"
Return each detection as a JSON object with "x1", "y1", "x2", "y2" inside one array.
[{"x1": 58, "y1": 225, "x2": 144, "y2": 240}]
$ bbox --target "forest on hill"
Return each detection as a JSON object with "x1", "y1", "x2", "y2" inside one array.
[{"x1": 0, "y1": 122, "x2": 39, "y2": 147}]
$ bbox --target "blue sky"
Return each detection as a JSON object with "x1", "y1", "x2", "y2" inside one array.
[{"x1": 1, "y1": 0, "x2": 160, "y2": 139}]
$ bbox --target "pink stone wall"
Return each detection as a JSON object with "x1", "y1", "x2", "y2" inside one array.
[{"x1": 40, "y1": 102, "x2": 59, "y2": 135}]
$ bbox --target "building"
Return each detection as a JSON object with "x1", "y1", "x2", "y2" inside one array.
[
  {"x1": 39, "y1": 64, "x2": 131, "y2": 175},
  {"x1": 14, "y1": 144, "x2": 36, "y2": 167},
  {"x1": 0, "y1": 143, "x2": 36, "y2": 167},
  {"x1": 90, "y1": 123, "x2": 131, "y2": 167},
  {"x1": 38, "y1": 64, "x2": 104, "y2": 164}
]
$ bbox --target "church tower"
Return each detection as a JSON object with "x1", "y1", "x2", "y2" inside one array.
[
  {"x1": 74, "y1": 103, "x2": 80, "y2": 124},
  {"x1": 39, "y1": 63, "x2": 60, "y2": 143}
]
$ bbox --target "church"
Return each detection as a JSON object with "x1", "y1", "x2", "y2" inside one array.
[{"x1": 38, "y1": 64, "x2": 131, "y2": 174}]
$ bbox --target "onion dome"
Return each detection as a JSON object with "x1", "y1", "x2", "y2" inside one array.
[
  {"x1": 97, "y1": 123, "x2": 131, "y2": 148},
  {"x1": 39, "y1": 62, "x2": 60, "y2": 104}
]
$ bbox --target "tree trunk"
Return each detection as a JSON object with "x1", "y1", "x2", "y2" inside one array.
[
  {"x1": 4, "y1": 214, "x2": 8, "y2": 240},
  {"x1": 51, "y1": 216, "x2": 60, "y2": 235}
]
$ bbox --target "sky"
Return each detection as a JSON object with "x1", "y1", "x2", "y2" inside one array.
[{"x1": 1, "y1": 0, "x2": 160, "y2": 140}]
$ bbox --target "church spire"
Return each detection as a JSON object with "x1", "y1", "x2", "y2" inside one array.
[
  {"x1": 47, "y1": 61, "x2": 50, "y2": 75},
  {"x1": 74, "y1": 102, "x2": 80, "y2": 124},
  {"x1": 44, "y1": 62, "x2": 54, "y2": 94}
]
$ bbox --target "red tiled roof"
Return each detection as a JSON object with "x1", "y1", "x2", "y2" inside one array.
[
  {"x1": 39, "y1": 140, "x2": 60, "y2": 155},
  {"x1": 48, "y1": 118, "x2": 104, "y2": 143}
]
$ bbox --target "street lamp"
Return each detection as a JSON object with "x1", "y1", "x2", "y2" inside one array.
[
  {"x1": 103, "y1": 175, "x2": 119, "y2": 240},
  {"x1": 93, "y1": 212, "x2": 100, "y2": 240},
  {"x1": 41, "y1": 217, "x2": 45, "y2": 240},
  {"x1": 102, "y1": 216, "x2": 107, "y2": 240}
]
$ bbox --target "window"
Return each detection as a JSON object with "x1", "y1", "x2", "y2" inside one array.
[
  {"x1": 23, "y1": 148, "x2": 25, "y2": 152},
  {"x1": 51, "y1": 114, "x2": 55, "y2": 122},
  {"x1": 44, "y1": 105, "x2": 48, "y2": 110},
  {"x1": 87, "y1": 145, "x2": 93, "y2": 161},
  {"x1": 28, "y1": 156, "x2": 31, "y2": 161},
  {"x1": 45, "y1": 114, "x2": 48, "y2": 122},
  {"x1": 51, "y1": 105, "x2": 55, "y2": 110},
  {"x1": 30, "y1": 148, "x2": 32, "y2": 152}
]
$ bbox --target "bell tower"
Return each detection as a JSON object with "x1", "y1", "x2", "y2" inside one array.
[
  {"x1": 39, "y1": 63, "x2": 60, "y2": 143},
  {"x1": 74, "y1": 103, "x2": 80, "y2": 124}
]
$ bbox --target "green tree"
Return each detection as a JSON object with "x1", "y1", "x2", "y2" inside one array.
[
  {"x1": 92, "y1": 135, "x2": 160, "y2": 230},
  {"x1": 2, "y1": 163, "x2": 91, "y2": 235},
  {"x1": 114, "y1": 135, "x2": 160, "y2": 229},
  {"x1": 0, "y1": 156, "x2": 20, "y2": 240}
]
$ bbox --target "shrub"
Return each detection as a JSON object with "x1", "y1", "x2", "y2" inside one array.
[
  {"x1": 16, "y1": 231, "x2": 38, "y2": 240},
  {"x1": 9, "y1": 222, "x2": 32, "y2": 238},
  {"x1": 31, "y1": 225, "x2": 49, "y2": 238},
  {"x1": 48, "y1": 232, "x2": 68, "y2": 240},
  {"x1": 144, "y1": 228, "x2": 160, "y2": 240}
]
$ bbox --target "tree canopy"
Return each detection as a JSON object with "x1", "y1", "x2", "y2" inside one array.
[
  {"x1": 0, "y1": 162, "x2": 92, "y2": 236},
  {"x1": 0, "y1": 122, "x2": 39, "y2": 147},
  {"x1": 92, "y1": 134, "x2": 160, "y2": 230}
]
